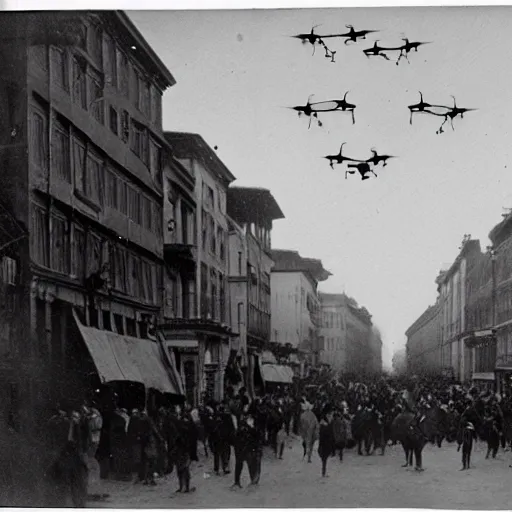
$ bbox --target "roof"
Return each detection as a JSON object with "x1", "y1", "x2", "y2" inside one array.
[
  {"x1": 271, "y1": 249, "x2": 332, "y2": 283},
  {"x1": 164, "y1": 132, "x2": 236, "y2": 186},
  {"x1": 227, "y1": 187, "x2": 285, "y2": 224},
  {"x1": 113, "y1": 11, "x2": 176, "y2": 88},
  {"x1": 489, "y1": 212, "x2": 512, "y2": 248},
  {"x1": 436, "y1": 239, "x2": 482, "y2": 286}
]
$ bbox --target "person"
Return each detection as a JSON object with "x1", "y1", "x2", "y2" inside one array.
[
  {"x1": 318, "y1": 406, "x2": 335, "y2": 478},
  {"x1": 232, "y1": 413, "x2": 262, "y2": 489},
  {"x1": 174, "y1": 405, "x2": 196, "y2": 493},
  {"x1": 275, "y1": 421, "x2": 286, "y2": 460}
]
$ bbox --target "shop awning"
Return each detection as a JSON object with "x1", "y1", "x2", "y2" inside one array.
[
  {"x1": 260, "y1": 363, "x2": 294, "y2": 384},
  {"x1": 73, "y1": 311, "x2": 183, "y2": 395},
  {"x1": 164, "y1": 339, "x2": 198, "y2": 349}
]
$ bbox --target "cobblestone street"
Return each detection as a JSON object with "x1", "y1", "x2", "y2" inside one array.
[{"x1": 97, "y1": 435, "x2": 512, "y2": 509}]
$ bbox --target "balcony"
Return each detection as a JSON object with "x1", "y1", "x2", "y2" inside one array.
[{"x1": 248, "y1": 304, "x2": 270, "y2": 342}]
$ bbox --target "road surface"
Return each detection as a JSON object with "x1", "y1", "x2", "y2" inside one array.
[{"x1": 97, "y1": 435, "x2": 512, "y2": 509}]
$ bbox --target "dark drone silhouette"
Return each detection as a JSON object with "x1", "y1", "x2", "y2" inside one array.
[
  {"x1": 289, "y1": 93, "x2": 357, "y2": 128},
  {"x1": 366, "y1": 148, "x2": 395, "y2": 167},
  {"x1": 346, "y1": 162, "x2": 376, "y2": 180},
  {"x1": 324, "y1": 143, "x2": 395, "y2": 180},
  {"x1": 393, "y1": 38, "x2": 432, "y2": 65},
  {"x1": 363, "y1": 41, "x2": 391, "y2": 61},
  {"x1": 431, "y1": 96, "x2": 477, "y2": 134},
  {"x1": 407, "y1": 93, "x2": 477, "y2": 134},
  {"x1": 323, "y1": 24, "x2": 379, "y2": 45},
  {"x1": 324, "y1": 142, "x2": 364, "y2": 169},
  {"x1": 408, "y1": 91, "x2": 434, "y2": 125},
  {"x1": 291, "y1": 25, "x2": 337, "y2": 62}
]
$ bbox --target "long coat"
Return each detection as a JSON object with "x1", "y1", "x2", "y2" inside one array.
[
  {"x1": 318, "y1": 420, "x2": 335, "y2": 459},
  {"x1": 300, "y1": 409, "x2": 319, "y2": 459}
]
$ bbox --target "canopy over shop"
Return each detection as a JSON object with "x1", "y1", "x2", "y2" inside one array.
[{"x1": 73, "y1": 310, "x2": 184, "y2": 410}]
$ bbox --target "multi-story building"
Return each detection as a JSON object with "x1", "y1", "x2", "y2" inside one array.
[
  {"x1": 226, "y1": 187, "x2": 285, "y2": 396},
  {"x1": 270, "y1": 250, "x2": 331, "y2": 370},
  {"x1": 319, "y1": 293, "x2": 347, "y2": 374},
  {"x1": 0, "y1": 11, "x2": 183, "y2": 425},
  {"x1": 159, "y1": 132, "x2": 235, "y2": 406},
  {"x1": 405, "y1": 302, "x2": 442, "y2": 376},
  {"x1": 343, "y1": 297, "x2": 381, "y2": 376},
  {"x1": 437, "y1": 237, "x2": 482, "y2": 383}
]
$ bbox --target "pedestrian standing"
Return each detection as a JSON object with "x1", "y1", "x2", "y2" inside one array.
[
  {"x1": 275, "y1": 421, "x2": 286, "y2": 459},
  {"x1": 174, "y1": 406, "x2": 197, "y2": 493},
  {"x1": 318, "y1": 407, "x2": 335, "y2": 478},
  {"x1": 232, "y1": 414, "x2": 262, "y2": 489}
]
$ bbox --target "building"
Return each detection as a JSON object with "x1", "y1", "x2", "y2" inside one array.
[
  {"x1": 159, "y1": 132, "x2": 235, "y2": 406},
  {"x1": 319, "y1": 293, "x2": 347, "y2": 374},
  {"x1": 226, "y1": 187, "x2": 285, "y2": 396},
  {"x1": 270, "y1": 250, "x2": 331, "y2": 370},
  {"x1": 405, "y1": 302, "x2": 442, "y2": 376},
  {"x1": 392, "y1": 347, "x2": 407, "y2": 375},
  {"x1": 0, "y1": 11, "x2": 188, "y2": 424},
  {"x1": 436, "y1": 237, "x2": 482, "y2": 383},
  {"x1": 343, "y1": 296, "x2": 381, "y2": 376}
]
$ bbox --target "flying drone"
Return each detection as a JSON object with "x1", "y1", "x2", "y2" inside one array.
[
  {"x1": 291, "y1": 25, "x2": 337, "y2": 62},
  {"x1": 408, "y1": 92, "x2": 477, "y2": 134},
  {"x1": 324, "y1": 143, "x2": 395, "y2": 180},
  {"x1": 292, "y1": 24, "x2": 379, "y2": 63},
  {"x1": 363, "y1": 38, "x2": 431, "y2": 65},
  {"x1": 289, "y1": 93, "x2": 357, "y2": 128}
]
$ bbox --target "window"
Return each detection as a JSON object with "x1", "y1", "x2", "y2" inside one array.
[
  {"x1": 102, "y1": 311, "x2": 112, "y2": 331},
  {"x1": 31, "y1": 203, "x2": 48, "y2": 267},
  {"x1": 140, "y1": 78, "x2": 150, "y2": 117},
  {"x1": 219, "y1": 273, "x2": 226, "y2": 323},
  {"x1": 130, "y1": 120, "x2": 145, "y2": 158},
  {"x1": 52, "y1": 120, "x2": 70, "y2": 183},
  {"x1": 200, "y1": 263, "x2": 209, "y2": 319},
  {"x1": 201, "y1": 209, "x2": 208, "y2": 251},
  {"x1": 150, "y1": 85, "x2": 161, "y2": 125},
  {"x1": 89, "y1": 70, "x2": 104, "y2": 124},
  {"x1": 71, "y1": 225, "x2": 85, "y2": 279},
  {"x1": 128, "y1": 253, "x2": 142, "y2": 298},
  {"x1": 141, "y1": 196, "x2": 152, "y2": 231},
  {"x1": 105, "y1": 35, "x2": 117, "y2": 87},
  {"x1": 130, "y1": 67, "x2": 140, "y2": 106},
  {"x1": 50, "y1": 214, "x2": 69, "y2": 274},
  {"x1": 153, "y1": 202, "x2": 162, "y2": 237},
  {"x1": 86, "y1": 233, "x2": 102, "y2": 277},
  {"x1": 51, "y1": 47, "x2": 68, "y2": 91},
  {"x1": 86, "y1": 152, "x2": 102, "y2": 204},
  {"x1": 118, "y1": 51, "x2": 129, "y2": 98},
  {"x1": 113, "y1": 245, "x2": 128, "y2": 293},
  {"x1": 149, "y1": 139, "x2": 161, "y2": 182},
  {"x1": 105, "y1": 168, "x2": 118, "y2": 209},
  {"x1": 118, "y1": 179, "x2": 128, "y2": 215},
  {"x1": 72, "y1": 57, "x2": 87, "y2": 110},
  {"x1": 121, "y1": 110, "x2": 130, "y2": 142},
  {"x1": 109, "y1": 106, "x2": 118, "y2": 135},
  {"x1": 127, "y1": 185, "x2": 140, "y2": 224},
  {"x1": 31, "y1": 107, "x2": 47, "y2": 169},
  {"x1": 203, "y1": 184, "x2": 214, "y2": 209},
  {"x1": 211, "y1": 268, "x2": 218, "y2": 321},
  {"x1": 89, "y1": 23, "x2": 103, "y2": 67},
  {"x1": 165, "y1": 274, "x2": 178, "y2": 318},
  {"x1": 218, "y1": 227, "x2": 225, "y2": 260},
  {"x1": 126, "y1": 318, "x2": 136, "y2": 337},
  {"x1": 210, "y1": 216, "x2": 216, "y2": 254}
]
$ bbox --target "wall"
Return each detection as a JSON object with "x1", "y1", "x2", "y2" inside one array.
[{"x1": 271, "y1": 271, "x2": 316, "y2": 349}]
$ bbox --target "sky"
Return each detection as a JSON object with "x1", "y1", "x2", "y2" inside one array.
[{"x1": 125, "y1": 6, "x2": 512, "y2": 369}]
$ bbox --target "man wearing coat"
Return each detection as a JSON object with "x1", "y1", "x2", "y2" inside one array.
[{"x1": 300, "y1": 403, "x2": 319, "y2": 463}]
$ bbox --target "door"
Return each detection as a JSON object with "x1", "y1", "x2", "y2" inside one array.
[{"x1": 182, "y1": 355, "x2": 198, "y2": 407}]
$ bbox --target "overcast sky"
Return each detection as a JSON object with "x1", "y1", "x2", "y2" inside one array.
[{"x1": 129, "y1": 7, "x2": 512, "y2": 368}]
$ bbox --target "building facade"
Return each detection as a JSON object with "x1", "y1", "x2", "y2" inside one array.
[
  {"x1": 270, "y1": 250, "x2": 331, "y2": 369},
  {"x1": 405, "y1": 302, "x2": 442, "y2": 376},
  {"x1": 226, "y1": 187, "x2": 285, "y2": 396},
  {"x1": 437, "y1": 238, "x2": 482, "y2": 383},
  {"x1": 319, "y1": 293, "x2": 347, "y2": 374},
  {"x1": 160, "y1": 132, "x2": 235, "y2": 406},
  {"x1": 0, "y1": 11, "x2": 182, "y2": 424}
]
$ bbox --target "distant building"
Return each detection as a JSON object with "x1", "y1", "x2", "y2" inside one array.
[
  {"x1": 392, "y1": 347, "x2": 407, "y2": 375},
  {"x1": 319, "y1": 293, "x2": 347, "y2": 374},
  {"x1": 270, "y1": 250, "x2": 331, "y2": 370},
  {"x1": 159, "y1": 132, "x2": 235, "y2": 406},
  {"x1": 405, "y1": 302, "x2": 442, "y2": 376},
  {"x1": 226, "y1": 187, "x2": 285, "y2": 396}
]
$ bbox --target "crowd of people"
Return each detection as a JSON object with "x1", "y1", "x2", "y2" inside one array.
[{"x1": 43, "y1": 373, "x2": 512, "y2": 506}]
